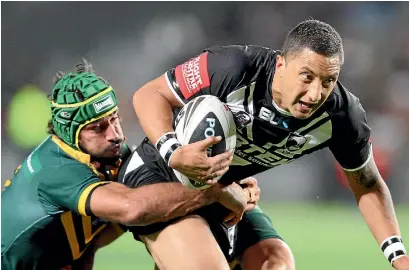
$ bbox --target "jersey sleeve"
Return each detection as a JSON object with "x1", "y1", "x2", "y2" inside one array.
[
  {"x1": 38, "y1": 164, "x2": 109, "y2": 216},
  {"x1": 329, "y1": 90, "x2": 372, "y2": 171},
  {"x1": 164, "y1": 46, "x2": 249, "y2": 104}
]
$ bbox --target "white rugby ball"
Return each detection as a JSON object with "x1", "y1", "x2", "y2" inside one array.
[{"x1": 173, "y1": 95, "x2": 236, "y2": 189}]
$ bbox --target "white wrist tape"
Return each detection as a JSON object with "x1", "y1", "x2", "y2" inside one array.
[
  {"x1": 380, "y1": 235, "x2": 407, "y2": 264},
  {"x1": 155, "y1": 132, "x2": 182, "y2": 166}
]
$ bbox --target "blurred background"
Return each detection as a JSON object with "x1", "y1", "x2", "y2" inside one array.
[{"x1": 2, "y1": 2, "x2": 408, "y2": 269}]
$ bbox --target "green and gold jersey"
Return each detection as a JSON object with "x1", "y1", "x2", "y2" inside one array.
[{"x1": 1, "y1": 135, "x2": 122, "y2": 270}]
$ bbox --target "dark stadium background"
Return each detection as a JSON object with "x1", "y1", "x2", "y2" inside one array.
[{"x1": 2, "y1": 2, "x2": 408, "y2": 269}]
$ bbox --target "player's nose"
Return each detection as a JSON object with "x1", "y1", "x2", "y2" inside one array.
[
  {"x1": 307, "y1": 81, "x2": 322, "y2": 103},
  {"x1": 105, "y1": 122, "x2": 120, "y2": 141}
]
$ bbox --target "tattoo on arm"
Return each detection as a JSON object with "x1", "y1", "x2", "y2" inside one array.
[
  {"x1": 345, "y1": 156, "x2": 382, "y2": 190},
  {"x1": 344, "y1": 155, "x2": 399, "y2": 234},
  {"x1": 353, "y1": 166, "x2": 377, "y2": 189}
]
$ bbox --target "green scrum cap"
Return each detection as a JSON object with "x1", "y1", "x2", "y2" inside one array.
[{"x1": 50, "y1": 70, "x2": 118, "y2": 151}]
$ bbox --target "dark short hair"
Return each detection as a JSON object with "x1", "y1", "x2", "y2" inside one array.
[{"x1": 281, "y1": 19, "x2": 344, "y2": 65}]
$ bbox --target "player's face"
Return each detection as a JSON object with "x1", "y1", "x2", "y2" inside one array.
[
  {"x1": 275, "y1": 48, "x2": 341, "y2": 119},
  {"x1": 79, "y1": 111, "x2": 124, "y2": 158}
]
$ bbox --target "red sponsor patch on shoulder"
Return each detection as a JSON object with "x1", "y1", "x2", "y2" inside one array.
[{"x1": 174, "y1": 52, "x2": 210, "y2": 99}]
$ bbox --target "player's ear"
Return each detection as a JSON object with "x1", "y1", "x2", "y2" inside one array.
[{"x1": 275, "y1": 55, "x2": 286, "y2": 72}]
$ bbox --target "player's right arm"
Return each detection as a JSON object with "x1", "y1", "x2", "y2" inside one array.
[
  {"x1": 133, "y1": 74, "x2": 183, "y2": 144},
  {"x1": 88, "y1": 181, "x2": 248, "y2": 226},
  {"x1": 133, "y1": 74, "x2": 231, "y2": 183},
  {"x1": 39, "y1": 163, "x2": 250, "y2": 226},
  {"x1": 133, "y1": 47, "x2": 248, "y2": 183}
]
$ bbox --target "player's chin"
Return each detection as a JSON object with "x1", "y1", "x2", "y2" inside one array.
[
  {"x1": 103, "y1": 150, "x2": 121, "y2": 159},
  {"x1": 105, "y1": 153, "x2": 121, "y2": 159},
  {"x1": 92, "y1": 149, "x2": 121, "y2": 159},
  {"x1": 290, "y1": 108, "x2": 313, "y2": 119}
]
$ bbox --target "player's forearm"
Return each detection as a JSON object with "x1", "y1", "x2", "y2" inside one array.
[
  {"x1": 350, "y1": 177, "x2": 409, "y2": 267},
  {"x1": 133, "y1": 81, "x2": 175, "y2": 144},
  {"x1": 345, "y1": 156, "x2": 407, "y2": 267},
  {"x1": 125, "y1": 183, "x2": 220, "y2": 226},
  {"x1": 354, "y1": 179, "x2": 400, "y2": 244},
  {"x1": 345, "y1": 157, "x2": 401, "y2": 244},
  {"x1": 345, "y1": 154, "x2": 404, "y2": 261}
]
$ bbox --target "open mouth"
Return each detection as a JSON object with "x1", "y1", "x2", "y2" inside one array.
[{"x1": 298, "y1": 101, "x2": 316, "y2": 112}]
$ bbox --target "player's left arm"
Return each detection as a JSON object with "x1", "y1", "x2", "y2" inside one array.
[
  {"x1": 343, "y1": 153, "x2": 409, "y2": 269},
  {"x1": 330, "y1": 87, "x2": 408, "y2": 269}
]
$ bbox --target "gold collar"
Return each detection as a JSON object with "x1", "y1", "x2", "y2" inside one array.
[{"x1": 51, "y1": 135, "x2": 99, "y2": 176}]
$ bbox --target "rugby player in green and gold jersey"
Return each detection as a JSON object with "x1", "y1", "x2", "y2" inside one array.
[{"x1": 1, "y1": 59, "x2": 256, "y2": 270}]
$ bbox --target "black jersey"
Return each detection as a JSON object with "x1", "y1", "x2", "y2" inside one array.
[{"x1": 136, "y1": 45, "x2": 372, "y2": 184}]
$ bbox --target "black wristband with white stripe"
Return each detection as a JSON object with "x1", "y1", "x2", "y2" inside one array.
[
  {"x1": 155, "y1": 132, "x2": 182, "y2": 166},
  {"x1": 380, "y1": 236, "x2": 407, "y2": 264}
]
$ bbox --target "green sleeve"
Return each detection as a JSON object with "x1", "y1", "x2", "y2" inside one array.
[{"x1": 38, "y1": 164, "x2": 109, "y2": 216}]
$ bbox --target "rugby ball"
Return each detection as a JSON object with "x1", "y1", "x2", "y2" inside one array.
[{"x1": 173, "y1": 95, "x2": 236, "y2": 189}]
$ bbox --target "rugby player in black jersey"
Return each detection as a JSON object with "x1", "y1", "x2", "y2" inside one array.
[{"x1": 124, "y1": 19, "x2": 408, "y2": 269}]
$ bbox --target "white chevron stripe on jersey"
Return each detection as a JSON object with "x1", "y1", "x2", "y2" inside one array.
[
  {"x1": 123, "y1": 151, "x2": 144, "y2": 182},
  {"x1": 296, "y1": 112, "x2": 330, "y2": 134},
  {"x1": 246, "y1": 83, "x2": 256, "y2": 140},
  {"x1": 226, "y1": 82, "x2": 256, "y2": 140}
]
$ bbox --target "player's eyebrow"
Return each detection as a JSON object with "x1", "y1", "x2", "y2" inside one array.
[
  {"x1": 301, "y1": 67, "x2": 339, "y2": 78},
  {"x1": 84, "y1": 122, "x2": 101, "y2": 130},
  {"x1": 325, "y1": 72, "x2": 339, "y2": 79},
  {"x1": 300, "y1": 67, "x2": 316, "y2": 76}
]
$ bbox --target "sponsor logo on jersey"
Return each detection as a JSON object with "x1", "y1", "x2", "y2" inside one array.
[
  {"x1": 259, "y1": 107, "x2": 289, "y2": 128},
  {"x1": 175, "y1": 52, "x2": 210, "y2": 99},
  {"x1": 93, "y1": 95, "x2": 115, "y2": 113},
  {"x1": 232, "y1": 131, "x2": 314, "y2": 168},
  {"x1": 234, "y1": 133, "x2": 290, "y2": 168},
  {"x1": 285, "y1": 133, "x2": 308, "y2": 151},
  {"x1": 232, "y1": 111, "x2": 251, "y2": 129}
]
